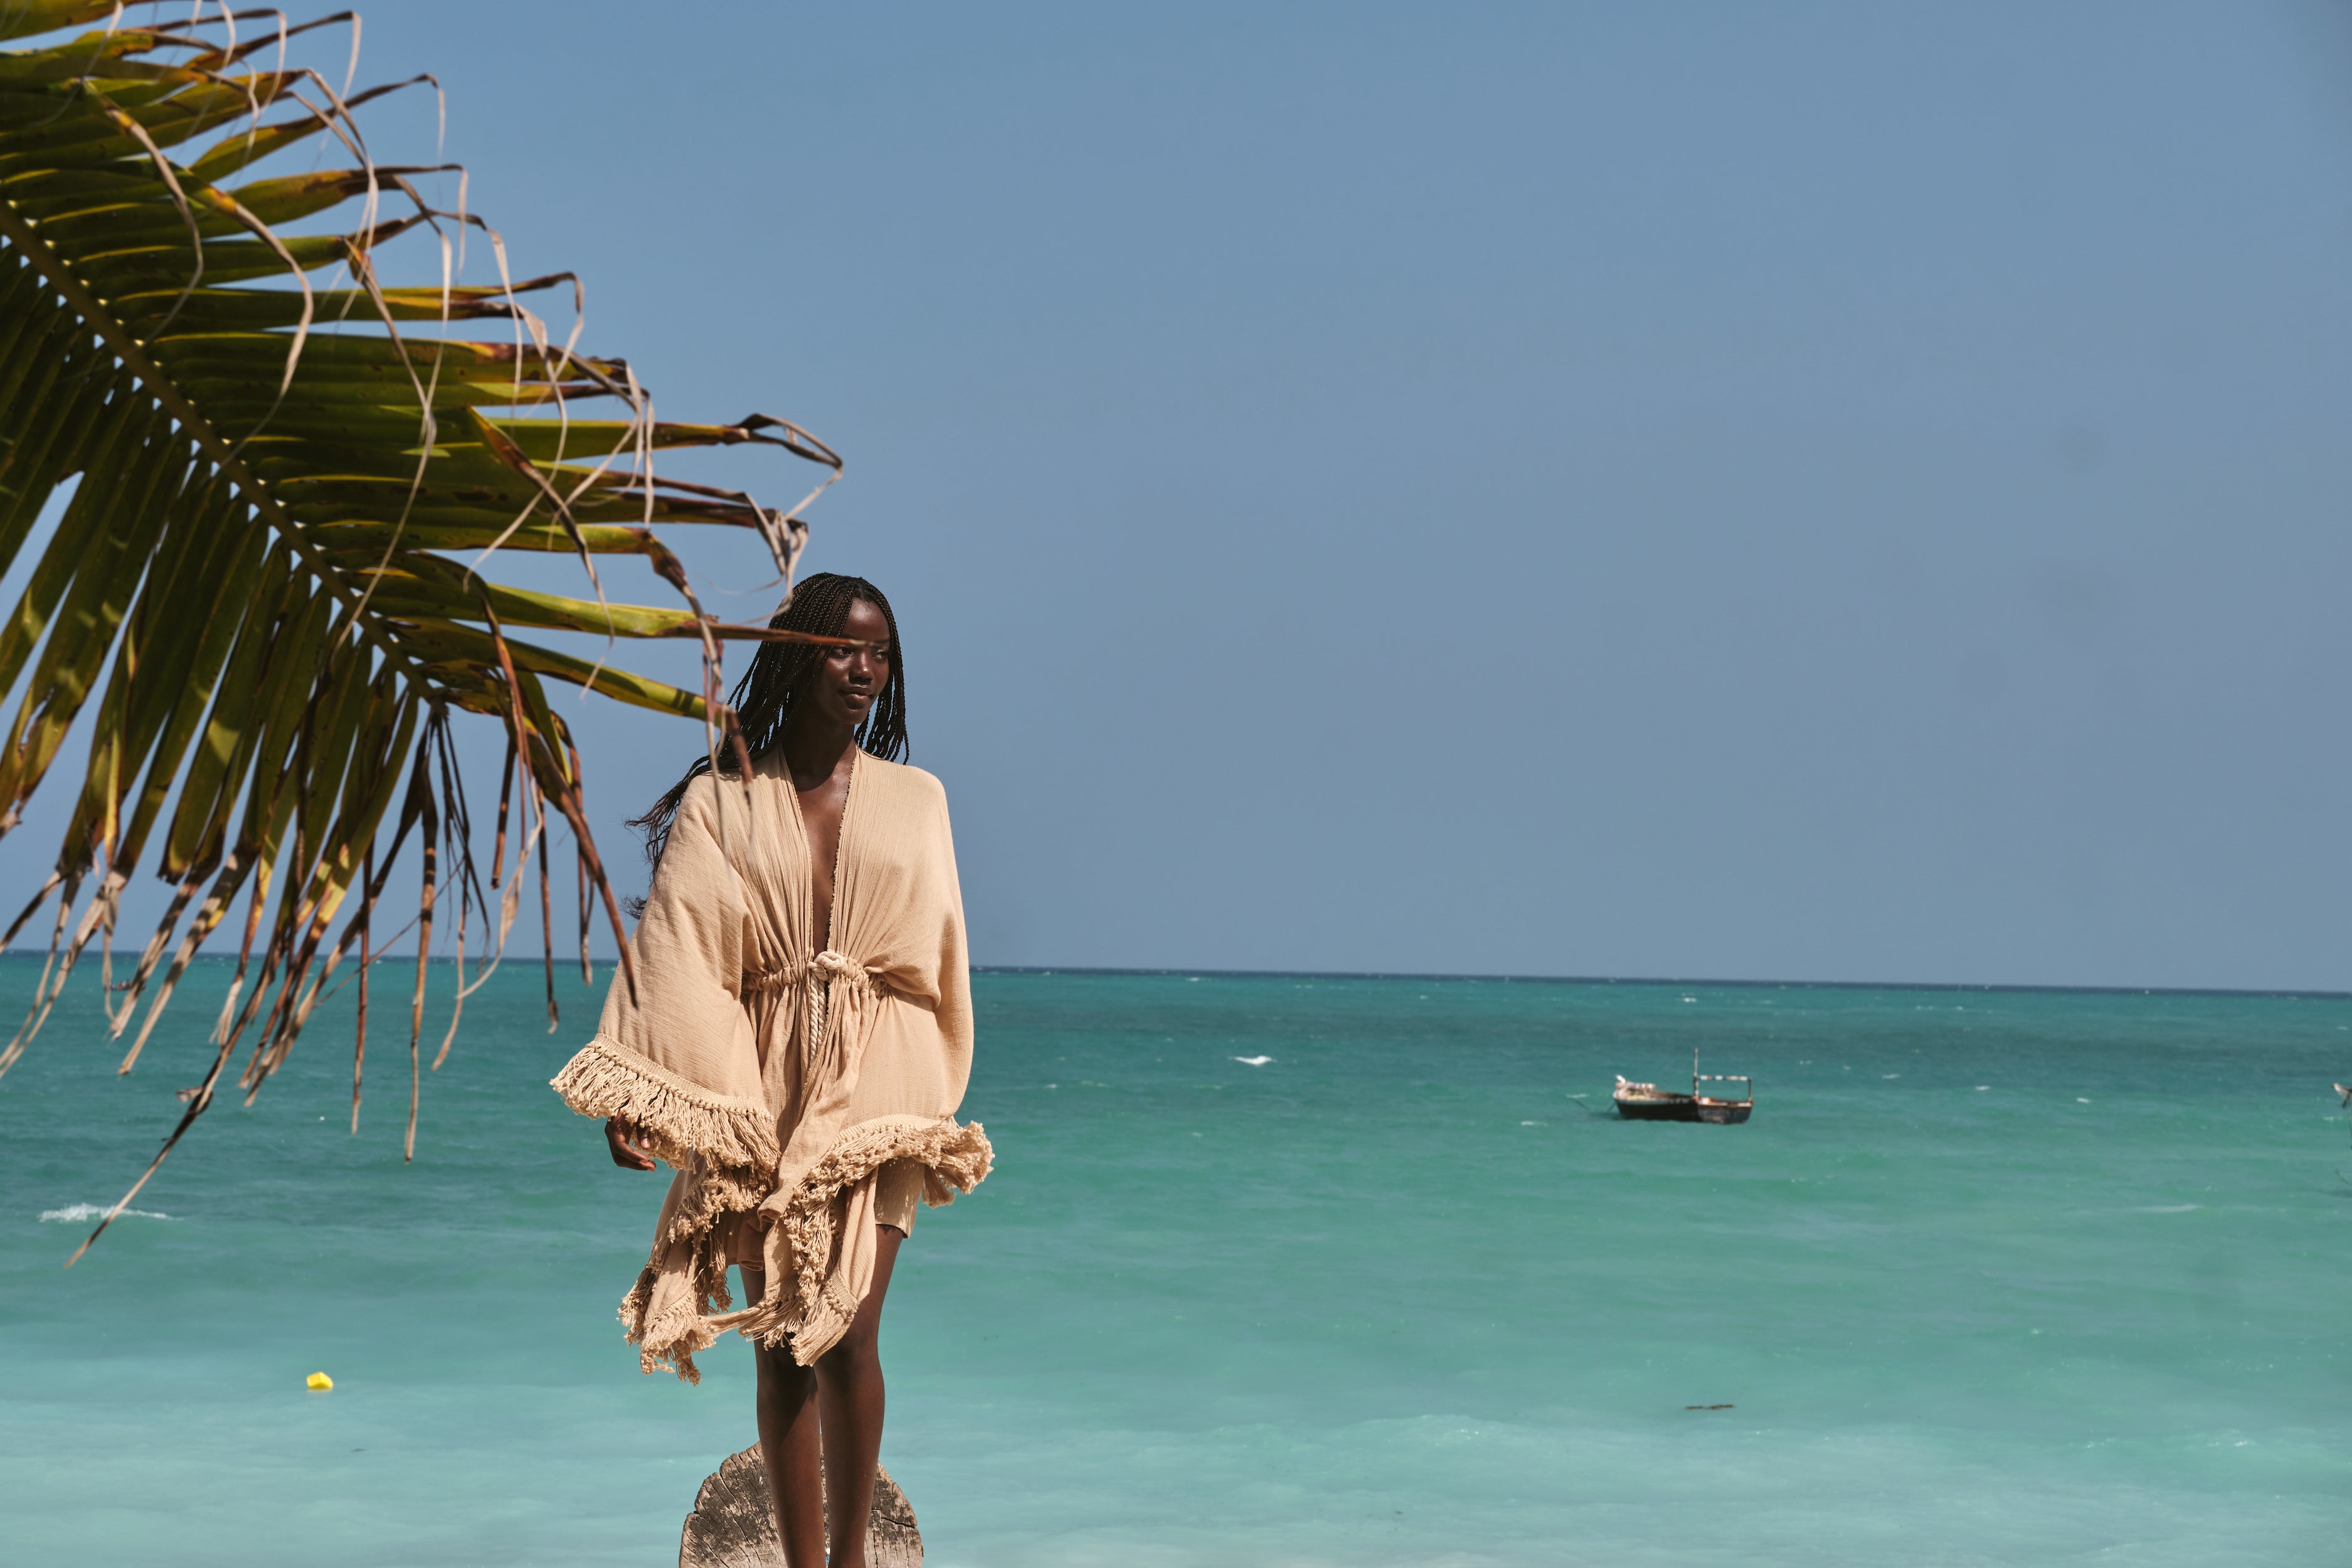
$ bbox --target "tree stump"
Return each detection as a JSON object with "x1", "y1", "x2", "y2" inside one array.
[{"x1": 678, "y1": 1444, "x2": 922, "y2": 1567}]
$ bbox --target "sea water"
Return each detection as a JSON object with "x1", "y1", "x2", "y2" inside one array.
[{"x1": 2, "y1": 960, "x2": 2346, "y2": 1566}]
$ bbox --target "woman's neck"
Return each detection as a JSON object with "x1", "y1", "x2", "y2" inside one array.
[{"x1": 778, "y1": 712, "x2": 859, "y2": 792}]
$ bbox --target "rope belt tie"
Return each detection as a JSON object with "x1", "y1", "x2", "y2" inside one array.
[
  {"x1": 808, "y1": 950, "x2": 875, "y2": 992},
  {"x1": 805, "y1": 950, "x2": 877, "y2": 1066}
]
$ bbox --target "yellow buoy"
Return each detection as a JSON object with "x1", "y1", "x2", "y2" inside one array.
[{"x1": 305, "y1": 1371, "x2": 334, "y2": 1391}]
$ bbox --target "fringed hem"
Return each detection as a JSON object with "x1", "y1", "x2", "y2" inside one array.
[
  {"x1": 617, "y1": 1115, "x2": 992, "y2": 1384},
  {"x1": 617, "y1": 1229, "x2": 745, "y2": 1384},
  {"x1": 744, "y1": 1115, "x2": 995, "y2": 1365},
  {"x1": 566, "y1": 1038, "x2": 783, "y2": 1386},
  {"x1": 549, "y1": 1036, "x2": 780, "y2": 1173},
  {"x1": 662, "y1": 1156, "x2": 771, "y2": 1252},
  {"x1": 619, "y1": 1264, "x2": 726, "y2": 1384}
]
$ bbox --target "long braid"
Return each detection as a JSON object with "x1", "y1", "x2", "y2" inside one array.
[{"x1": 629, "y1": 573, "x2": 908, "y2": 874}]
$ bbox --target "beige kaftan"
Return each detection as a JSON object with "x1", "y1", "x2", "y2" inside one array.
[{"x1": 551, "y1": 748, "x2": 992, "y2": 1381}]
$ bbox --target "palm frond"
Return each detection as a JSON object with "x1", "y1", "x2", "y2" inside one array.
[{"x1": 0, "y1": 6, "x2": 842, "y2": 1259}]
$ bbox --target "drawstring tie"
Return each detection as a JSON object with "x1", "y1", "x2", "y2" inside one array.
[{"x1": 804, "y1": 950, "x2": 874, "y2": 1073}]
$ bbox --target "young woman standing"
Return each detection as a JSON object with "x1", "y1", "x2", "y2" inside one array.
[{"x1": 553, "y1": 574, "x2": 992, "y2": 1568}]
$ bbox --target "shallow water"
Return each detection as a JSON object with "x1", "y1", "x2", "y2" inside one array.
[{"x1": 3, "y1": 961, "x2": 2347, "y2": 1565}]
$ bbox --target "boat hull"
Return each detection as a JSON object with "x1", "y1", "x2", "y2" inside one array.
[{"x1": 1613, "y1": 1093, "x2": 1752, "y2": 1124}]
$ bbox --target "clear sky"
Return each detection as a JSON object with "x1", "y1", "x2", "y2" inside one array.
[{"x1": 14, "y1": 2, "x2": 2352, "y2": 990}]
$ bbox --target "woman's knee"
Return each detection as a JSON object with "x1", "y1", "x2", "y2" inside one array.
[
  {"x1": 755, "y1": 1336, "x2": 815, "y2": 1386},
  {"x1": 818, "y1": 1317, "x2": 881, "y2": 1375}
]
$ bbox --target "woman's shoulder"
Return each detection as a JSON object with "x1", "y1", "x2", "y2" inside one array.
[
  {"x1": 675, "y1": 767, "x2": 730, "y2": 813},
  {"x1": 673, "y1": 766, "x2": 769, "y2": 832},
  {"x1": 859, "y1": 753, "x2": 949, "y2": 810}
]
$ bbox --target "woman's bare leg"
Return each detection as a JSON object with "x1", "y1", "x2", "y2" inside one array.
[
  {"x1": 817, "y1": 1223, "x2": 903, "y2": 1568},
  {"x1": 744, "y1": 1224, "x2": 904, "y2": 1568},
  {"x1": 751, "y1": 1310, "x2": 826, "y2": 1568}
]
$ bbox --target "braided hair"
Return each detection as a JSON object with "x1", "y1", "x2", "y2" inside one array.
[{"x1": 629, "y1": 572, "x2": 908, "y2": 871}]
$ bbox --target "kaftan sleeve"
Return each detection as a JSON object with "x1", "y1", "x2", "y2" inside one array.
[{"x1": 549, "y1": 775, "x2": 779, "y2": 1173}]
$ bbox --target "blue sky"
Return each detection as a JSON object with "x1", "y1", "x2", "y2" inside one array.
[{"x1": 13, "y1": 1, "x2": 2352, "y2": 988}]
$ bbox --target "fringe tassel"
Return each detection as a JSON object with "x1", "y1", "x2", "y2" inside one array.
[
  {"x1": 617, "y1": 1253, "x2": 732, "y2": 1385},
  {"x1": 745, "y1": 1117, "x2": 995, "y2": 1364},
  {"x1": 663, "y1": 1155, "x2": 771, "y2": 1251},
  {"x1": 615, "y1": 1114, "x2": 994, "y2": 1384},
  {"x1": 633, "y1": 1292, "x2": 724, "y2": 1383},
  {"x1": 549, "y1": 1037, "x2": 780, "y2": 1172}
]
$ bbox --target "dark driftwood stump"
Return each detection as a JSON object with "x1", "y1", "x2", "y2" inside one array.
[{"x1": 678, "y1": 1444, "x2": 922, "y2": 1567}]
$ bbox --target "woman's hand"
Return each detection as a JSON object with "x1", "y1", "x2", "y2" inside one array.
[{"x1": 605, "y1": 1116, "x2": 658, "y2": 1171}]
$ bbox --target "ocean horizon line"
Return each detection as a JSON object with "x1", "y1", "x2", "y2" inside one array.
[
  {"x1": 4, "y1": 950, "x2": 2339, "y2": 1004},
  {"x1": 975, "y1": 964, "x2": 2352, "y2": 1003}
]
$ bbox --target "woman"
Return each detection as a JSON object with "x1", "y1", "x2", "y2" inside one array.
[{"x1": 552, "y1": 573, "x2": 992, "y2": 1568}]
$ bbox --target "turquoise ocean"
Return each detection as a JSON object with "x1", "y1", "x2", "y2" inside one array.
[{"x1": 3, "y1": 959, "x2": 2347, "y2": 1566}]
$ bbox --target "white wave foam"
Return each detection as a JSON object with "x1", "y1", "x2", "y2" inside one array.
[{"x1": 38, "y1": 1203, "x2": 174, "y2": 1223}]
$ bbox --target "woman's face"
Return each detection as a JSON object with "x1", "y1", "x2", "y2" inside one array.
[{"x1": 803, "y1": 596, "x2": 893, "y2": 730}]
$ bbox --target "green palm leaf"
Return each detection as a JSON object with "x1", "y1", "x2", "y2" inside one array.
[{"x1": 0, "y1": 7, "x2": 844, "y2": 1259}]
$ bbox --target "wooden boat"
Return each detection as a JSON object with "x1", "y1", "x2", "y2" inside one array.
[{"x1": 1613, "y1": 1052, "x2": 1754, "y2": 1124}]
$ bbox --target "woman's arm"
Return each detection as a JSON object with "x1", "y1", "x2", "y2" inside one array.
[{"x1": 558, "y1": 773, "x2": 770, "y2": 1175}]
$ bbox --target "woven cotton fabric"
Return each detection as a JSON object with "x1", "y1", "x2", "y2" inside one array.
[{"x1": 552, "y1": 749, "x2": 992, "y2": 1380}]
